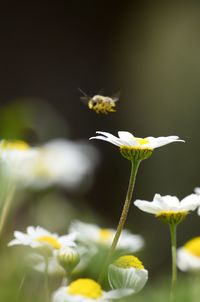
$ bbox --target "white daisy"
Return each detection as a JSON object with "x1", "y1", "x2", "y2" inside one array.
[
  {"x1": 90, "y1": 131, "x2": 184, "y2": 149},
  {"x1": 177, "y1": 237, "x2": 200, "y2": 272},
  {"x1": 134, "y1": 194, "x2": 200, "y2": 224},
  {"x1": 0, "y1": 139, "x2": 37, "y2": 181},
  {"x1": 8, "y1": 226, "x2": 76, "y2": 252},
  {"x1": 69, "y1": 221, "x2": 144, "y2": 252},
  {"x1": 108, "y1": 255, "x2": 148, "y2": 293},
  {"x1": 19, "y1": 139, "x2": 99, "y2": 191},
  {"x1": 52, "y1": 278, "x2": 133, "y2": 302}
]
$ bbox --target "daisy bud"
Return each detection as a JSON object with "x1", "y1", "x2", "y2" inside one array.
[
  {"x1": 108, "y1": 255, "x2": 148, "y2": 293},
  {"x1": 58, "y1": 246, "x2": 80, "y2": 274}
]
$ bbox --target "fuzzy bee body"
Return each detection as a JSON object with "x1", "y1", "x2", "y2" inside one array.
[
  {"x1": 79, "y1": 89, "x2": 119, "y2": 114},
  {"x1": 88, "y1": 95, "x2": 117, "y2": 114}
]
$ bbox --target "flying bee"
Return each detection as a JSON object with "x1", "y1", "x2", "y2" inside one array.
[{"x1": 79, "y1": 88, "x2": 119, "y2": 114}]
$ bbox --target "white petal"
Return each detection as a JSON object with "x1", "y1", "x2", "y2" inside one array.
[
  {"x1": 108, "y1": 265, "x2": 148, "y2": 293},
  {"x1": 177, "y1": 248, "x2": 200, "y2": 272},
  {"x1": 147, "y1": 136, "x2": 184, "y2": 149},
  {"x1": 103, "y1": 289, "x2": 134, "y2": 299},
  {"x1": 134, "y1": 199, "x2": 161, "y2": 214},
  {"x1": 95, "y1": 131, "x2": 119, "y2": 141},
  {"x1": 12, "y1": 231, "x2": 32, "y2": 245},
  {"x1": 118, "y1": 230, "x2": 144, "y2": 252},
  {"x1": 8, "y1": 239, "x2": 22, "y2": 246},
  {"x1": 89, "y1": 135, "x2": 122, "y2": 147},
  {"x1": 180, "y1": 194, "x2": 200, "y2": 211},
  {"x1": 118, "y1": 131, "x2": 134, "y2": 140},
  {"x1": 154, "y1": 195, "x2": 180, "y2": 211},
  {"x1": 194, "y1": 187, "x2": 200, "y2": 195}
]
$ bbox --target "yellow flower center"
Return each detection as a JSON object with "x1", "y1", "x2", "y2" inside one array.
[
  {"x1": 36, "y1": 236, "x2": 61, "y2": 249},
  {"x1": 67, "y1": 279, "x2": 103, "y2": 299},
  {"x1": 99, "y1": 229, "x2": 113, "y2": 241},
  {"x1": 184, "y1": 237, "x2": 200, "y2": 257},
  {"x1": 135, "y1": 137, "x2": 149, "y2": 146},
  {"x1": 114, "y1": 255, "x2": 144, "y2": 269},
  {"x1": 0, "y1": 140, "x2": 30, "y2": 151}
]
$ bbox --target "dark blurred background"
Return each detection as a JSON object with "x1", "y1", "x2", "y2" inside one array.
[{"x1": 1, "y1": 0, "x2": 200, "y2": 278}]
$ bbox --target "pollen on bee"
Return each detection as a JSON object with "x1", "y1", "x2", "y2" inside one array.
[{"x1": 87, "y1": 95, "x2": 117, "y2": 114}]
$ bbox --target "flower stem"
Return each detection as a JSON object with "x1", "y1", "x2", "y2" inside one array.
[
  {"x1": 0, "y1": 185, "x2": 15, "y2": 238},
  {"x1": 44, "y1": 257, "x2": 50, "y2": 302},
  {"x1": 169, "y1": 223, "x2": 177, "y2": 302},
  {"x1": 98, "y1": 159, "x2": 141, "y2": 283}
]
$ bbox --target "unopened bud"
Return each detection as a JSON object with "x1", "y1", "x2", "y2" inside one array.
[{"x1": 58, "y1": 246, "x2": 80, "y2": 274}]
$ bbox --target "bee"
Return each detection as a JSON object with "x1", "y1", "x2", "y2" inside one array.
[{"x1": 79, "y1": 88, "x2": 119, "y2": 114}]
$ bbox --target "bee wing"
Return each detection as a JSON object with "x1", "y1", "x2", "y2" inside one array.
[
  {"x1": 97, "y1": 88, "x2": 105, "y2": 96},
  {"x1": 80, "y1": 96, "x2": 90, "y2": 105},
  {"x1": 78, "y1": 88, "x2": 91, "y2": 104},
  {"x1": 111, "y1": 91, "x2": 120, "y2": 102}
]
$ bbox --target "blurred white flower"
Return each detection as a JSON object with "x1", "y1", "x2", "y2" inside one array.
[
  {"x1": 18, "y1": 139, "x2": 99, "y2": 191},
  {"x1": 134, "y1": 194, "x2": 200, "y2": 224},
  {"x1": 177, "y1": 237, "x2": 200, "y2": 272},
  {"x1": 90, "y1": 131, "x2": 184, "y2": 149},
  {"x1": 69, "y1": 221, "x2": 144, "y2": 252},
  {"x1": 108, "y1": 255, "x2": 148, "y2": 293},
  {"x1": 29, "y1": 253, "x2": 65, "y2": 275},
  {"x1": 0, "y1": 140, "x2": 37, "y2": 180},
  {"x1": 8, "y1": 226, "x2": 76, "y2": 252},
  {"x1": 9, "y1": 226, "x2": 77, "y2": 275},
  {"x1": 52, "y1": 278, "x2": 133, "y2": 302}
]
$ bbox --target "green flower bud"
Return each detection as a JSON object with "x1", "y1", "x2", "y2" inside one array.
[{"x1": 58, "y1": 246, "x2": 80, "y2": 274}]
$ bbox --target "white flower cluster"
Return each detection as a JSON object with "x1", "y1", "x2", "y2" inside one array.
[
  {"x1": 7, "y1": 128, "x2": 200, "y2": 302},
  {"x1": 9, "y1": 221, "x2": 147, "y2": 301}
]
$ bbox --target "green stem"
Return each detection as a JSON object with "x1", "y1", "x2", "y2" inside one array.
[
  {"x1": 98, "y1": 159, "x2": 141, "y2": 282},
  {"x1": 0, "y1": 185, "x2": 15, "y2": 238},
  {"x1": 44, "y1": 257, "x2": 50, "y2": 302},
  {"x1": 16, "y1": 274, "x2": 26, "y2": 301},
  {"x1": 169, "y1": 224, "x2": 177, "y2": 302}
]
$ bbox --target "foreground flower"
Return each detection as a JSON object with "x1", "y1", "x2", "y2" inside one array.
[
  {"x1": 52, "y1": 278, "x2": 133, "y2": 302},
  {"x1": 69, "y1": 221, "x2": 144, "y2": 252},
  {"x1": 134, "y1": 193, "x2": 200, "y2": 300},
  {"x1": 8, "y1": 226, "x2": 76, "y2": 253},
  {"x1": 177, "y1": 237, "x2": 200, "y2": 272},
  {"x1": 108, "y1": 255, "x2": 148, "y2": 293},
  {"x1": 134, "y1": 194, "x2": 200, "y2": 224},
  {"x1": 90, "y1": 131, "x2": 184, "y2": 161}
]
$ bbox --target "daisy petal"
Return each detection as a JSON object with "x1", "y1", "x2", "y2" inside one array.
[{"x1": 118, "y1": 131, "x2": 135, "y2": 140}]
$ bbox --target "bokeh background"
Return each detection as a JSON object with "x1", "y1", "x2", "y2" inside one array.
[{"x1": 1, "y1": 1, "x2": 200, "y2": 301}]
